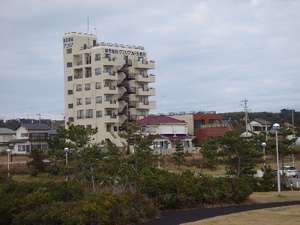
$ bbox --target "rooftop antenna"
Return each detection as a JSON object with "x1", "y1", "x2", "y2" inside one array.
[{"x1": 241, "y1": 99, "x2": 249, "y2": 135}]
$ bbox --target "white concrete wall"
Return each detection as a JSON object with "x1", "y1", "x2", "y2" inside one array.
[
  {"x1": 15, "y1": 127, "x2": 28, "y2": 139},
  {"x1": 158, "y1": 124, "x2": 187, "y2": 135},
  {"x1": 170, "y1": 114, "x2": 194, "y2": 135}
]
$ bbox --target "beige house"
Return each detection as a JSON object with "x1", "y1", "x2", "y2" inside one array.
[
  {"x1": 137, "y1": 115, "x2": 197, "y2": 155},
  {"x1": 0, "y1": 128, "x2": 15, "y2": 151},
  {"x1": 63, "y1": 32, "x2": 156, "y2": 146}
]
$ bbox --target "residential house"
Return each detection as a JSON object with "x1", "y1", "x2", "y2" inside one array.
[
  {"x1": 247, "y1": 118, "x2": 272, "y2": 135},
  {"x1": 0, "y1": 128, "x2": 16, "y2": 151},
  {"x1": 170, "y1": 112, "x2": 232, "y2": 141},
  {"x1": 11, "y1": 123, "x2": 51, "y2": 155},
  {"x1": 137, "y1": 115, "x2": 196, "y2": 154}
]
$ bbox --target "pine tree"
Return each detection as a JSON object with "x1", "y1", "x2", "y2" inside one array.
[{"x1": 173, "y1": 140, "x2": 185, "y2": 168}]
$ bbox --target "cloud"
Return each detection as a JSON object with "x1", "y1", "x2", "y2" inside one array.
[{"x1": 0, "y1": 0, "x2": 300, "y2": 119}]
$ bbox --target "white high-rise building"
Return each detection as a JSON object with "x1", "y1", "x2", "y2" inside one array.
[{"x1": 63, "y1": 32, "x2": 156, "y2": 146}]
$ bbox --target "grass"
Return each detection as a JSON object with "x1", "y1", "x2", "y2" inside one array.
[
  {"x1": 247, "y1": 191, "x2": 300, "y2": 203},
  {"x1": 182, "y1": 205, "x2": 300, "y2": 225},
  {"x1": 182, "y1": 191, "x2": 300, "y2": 225},
  {"x1": 12, "y1": 173, "x2": 65, "y2": 183},
  {"x1": 0, "y1": 155, "x2": 30, "y2": 162}
]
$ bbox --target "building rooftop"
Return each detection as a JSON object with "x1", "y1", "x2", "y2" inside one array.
[
  {"x1": 21, "y1": 123, "x2": 50, "y2": 131},
  {"x1": 64, "y1": 32, "x2": 96, "y2": 37},
  {"x1": 253, "y1": 118, "x2": 272, "y2": 125},
  {"x1": 0, "y1": 128, "x2": 15, "y2": 135},
  {"x1": 138, "y1": 115, "x2": 186, "y2": 126}
]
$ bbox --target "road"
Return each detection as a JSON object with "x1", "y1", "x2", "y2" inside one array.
[{"x1": 139, "y1": 201, "x2": 300, "y2": 225}]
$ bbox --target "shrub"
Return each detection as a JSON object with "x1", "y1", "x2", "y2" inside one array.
[{"x1": 138, "y1": 169, "x2": 253, "y2": 209}]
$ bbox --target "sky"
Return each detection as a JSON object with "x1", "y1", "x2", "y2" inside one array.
[{"x1": 0, "y1": 0, "x2": 300, "y2": 120}]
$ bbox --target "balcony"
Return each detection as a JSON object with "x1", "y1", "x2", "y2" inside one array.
[
  {"x1": 135, "y1": 59, "x2": 155, "y2": 69},
  {"x1": 104, "y1": 114, "x2": 118, "y2": 123},
  {"x1": 129, "y1": 94, "x2": 137, "y2": 102},
  {"x1": 102, "y1": 72, "x2": 117, "y2": 80},
  {"x1": 102, "y1": 56, "x2": 118, "y2": 65},
  {"x1": 103, "y1": 86, "x2": 118, "y2": 94},
  {"x1": 136, "y1": 87, "x2": 155, "y2": 96},
  {"x1": 127, "y1": 87, "x2": 136, "y2": 94},
  {"x1": 128, "y1": 101, "x2": 137, "y2": 108},
  {"x1": 136, "y1": 74, "x2": 155, "y2": 83},
  {"x1": 103, "y1": 100, "x2": 118, "y2": 109},
  {"x1": 137, "y1": 101, "x2": 156, "y2": 109}
]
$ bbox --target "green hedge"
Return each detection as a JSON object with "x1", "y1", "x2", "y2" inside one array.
[
  {"x1": 0, "y1": 181, "x2": 156, "y2": 225},
  {"x1": 138, "y1": 169, "x2": 253, "y2": 209},
  {"x1": 0, "y1": 170, "x2": 253, "y2": 225}
]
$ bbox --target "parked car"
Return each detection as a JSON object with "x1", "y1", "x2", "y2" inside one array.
[{"x1": 279, "y1": 165, "x2": 298, "y2": 177}]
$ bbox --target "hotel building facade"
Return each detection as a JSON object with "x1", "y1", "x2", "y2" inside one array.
[{"x1": 63, "y1": 32, "x2": 156, "y2": 146}]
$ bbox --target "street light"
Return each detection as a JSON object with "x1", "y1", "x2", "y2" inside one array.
[
  {"x1": 6, "y1": 149, "x2": 11, "y2": 178},
  {"x1": 273, "y1": 123, "x2": 281, "y2": 193},
  {"x1": 261, "y1": 142, "x2": 267, "y2": 167},
  {"x1": 64, "y1": 147, "x2": 69, "y2": 181}
]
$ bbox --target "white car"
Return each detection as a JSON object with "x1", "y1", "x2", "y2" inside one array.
[{"x1": 279, "y1": 166, "x2": 297, "y2": 177}]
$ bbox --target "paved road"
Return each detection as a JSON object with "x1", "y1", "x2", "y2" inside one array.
[{"x1": 140, "y1": 201, "x2": 300, "y2": 225}]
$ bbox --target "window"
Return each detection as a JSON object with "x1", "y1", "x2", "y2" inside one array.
[
  {"x1": 68, "y1": 103, "x2": 73, "y2": 109},
  {"x1": 85, "y1": 97, "x2": 91, "y2": 105},
  {"x1": 76, "y1": 98, "x2": 82, "y2": 105},
  {"x1": 95, "y1": 54, "x2": 101, "y2": 61},
  {"x1": 77, "y1": 110, "x2": 84, "y2": 119},
  {"x1": 86, "y1": 109, "x2": 93, "y2": 118},
  {"x1": 76, "y1": 84, "x2": 82, "y2": 91},
  {"x1": 95, "y1": 67, "x2": 102, "y2": 75},
  {"x1": 96, "y1": 110, "x2": 102, "y2": 118},
  {"x1": 66, "y1": 48, "x2": 72, "y2": 54},
  {"x1": 85, "y1": 83, "x2": 91, "y2": 91},
  {"x1": 86, "y1": 124, "x2": 92, "y2": 129},
  {"x1": 96, "y1": 96, "x2": 102, "y2": 104},
  {"x1": 18, "y1": 145, "x2": 26, "y2": 152},
  {"x1": 67, "y1": 62, "x2": 72, "y2": 68},
  {"x1": 68, "y1": 117, "x2": 74, "y2": 123},
  {"x1": 85, "y1": 68, "x2": 92, "y2": 78},
  {"x1": 67, "y1": 76, "x2": 73, "y2": 81},
  {"x1": 68, "y1": 90, "x2": 73, "y2": 95},
  {"x1": 95, "y1": 82, "x2": 101, "y2": 89},
  {"x1": 103, "y1": 66, "x2": 113, "y2": 74}
]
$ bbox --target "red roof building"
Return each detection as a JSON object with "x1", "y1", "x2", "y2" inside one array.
[
  {"x1": 193, "y1": 113, "x2": 232, "y2": 141},
  {"x1": 137, "y1": 115, "x2": 186, "y2": 126}
]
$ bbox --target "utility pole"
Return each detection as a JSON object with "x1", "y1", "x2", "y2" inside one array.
[
  {"x1": 241, "y1": 99, "x2": 249, "y2": 135},
  {"x1": 292, "y1": 109, "x2": 295, "y2": 135},
  {"x1": 291, "y1": 109, "x2": 295, "y2": 167}
]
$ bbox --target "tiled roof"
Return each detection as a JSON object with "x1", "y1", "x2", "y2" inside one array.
[
  {"x1": 253, "y1": 118, "x2": 272, "y2": 125},
  {"x1": 21, "y1": 123, "x2": 50, "y2": 131},
  {"x1": 137, "y1": 115, "x2": 186, "y2": 126},
  {"x1": 0, "y1": 128, "x2": 15, "y2": 135}
]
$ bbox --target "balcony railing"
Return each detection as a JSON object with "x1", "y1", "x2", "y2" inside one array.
[{"x1": 136, "y1": 87, "x2": 155, "y2": 96}]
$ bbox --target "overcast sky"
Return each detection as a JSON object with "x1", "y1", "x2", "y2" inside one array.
[{"x1": 0, "y1": 0, "x2": 299, "y2": 119}]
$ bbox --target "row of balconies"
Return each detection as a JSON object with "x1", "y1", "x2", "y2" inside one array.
[
  {"x1": 136, "y1": 74, "x2": 155, "y2": 83},
  {"x1": 136, "y1": 87, "x2": 155, "y2": 96},
  {"x1": 135, "y1": 59, "x2": 155, "y2": 69},
  {"x1": 95, "y1": 100, "x2": 155, "y2": 110}
]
